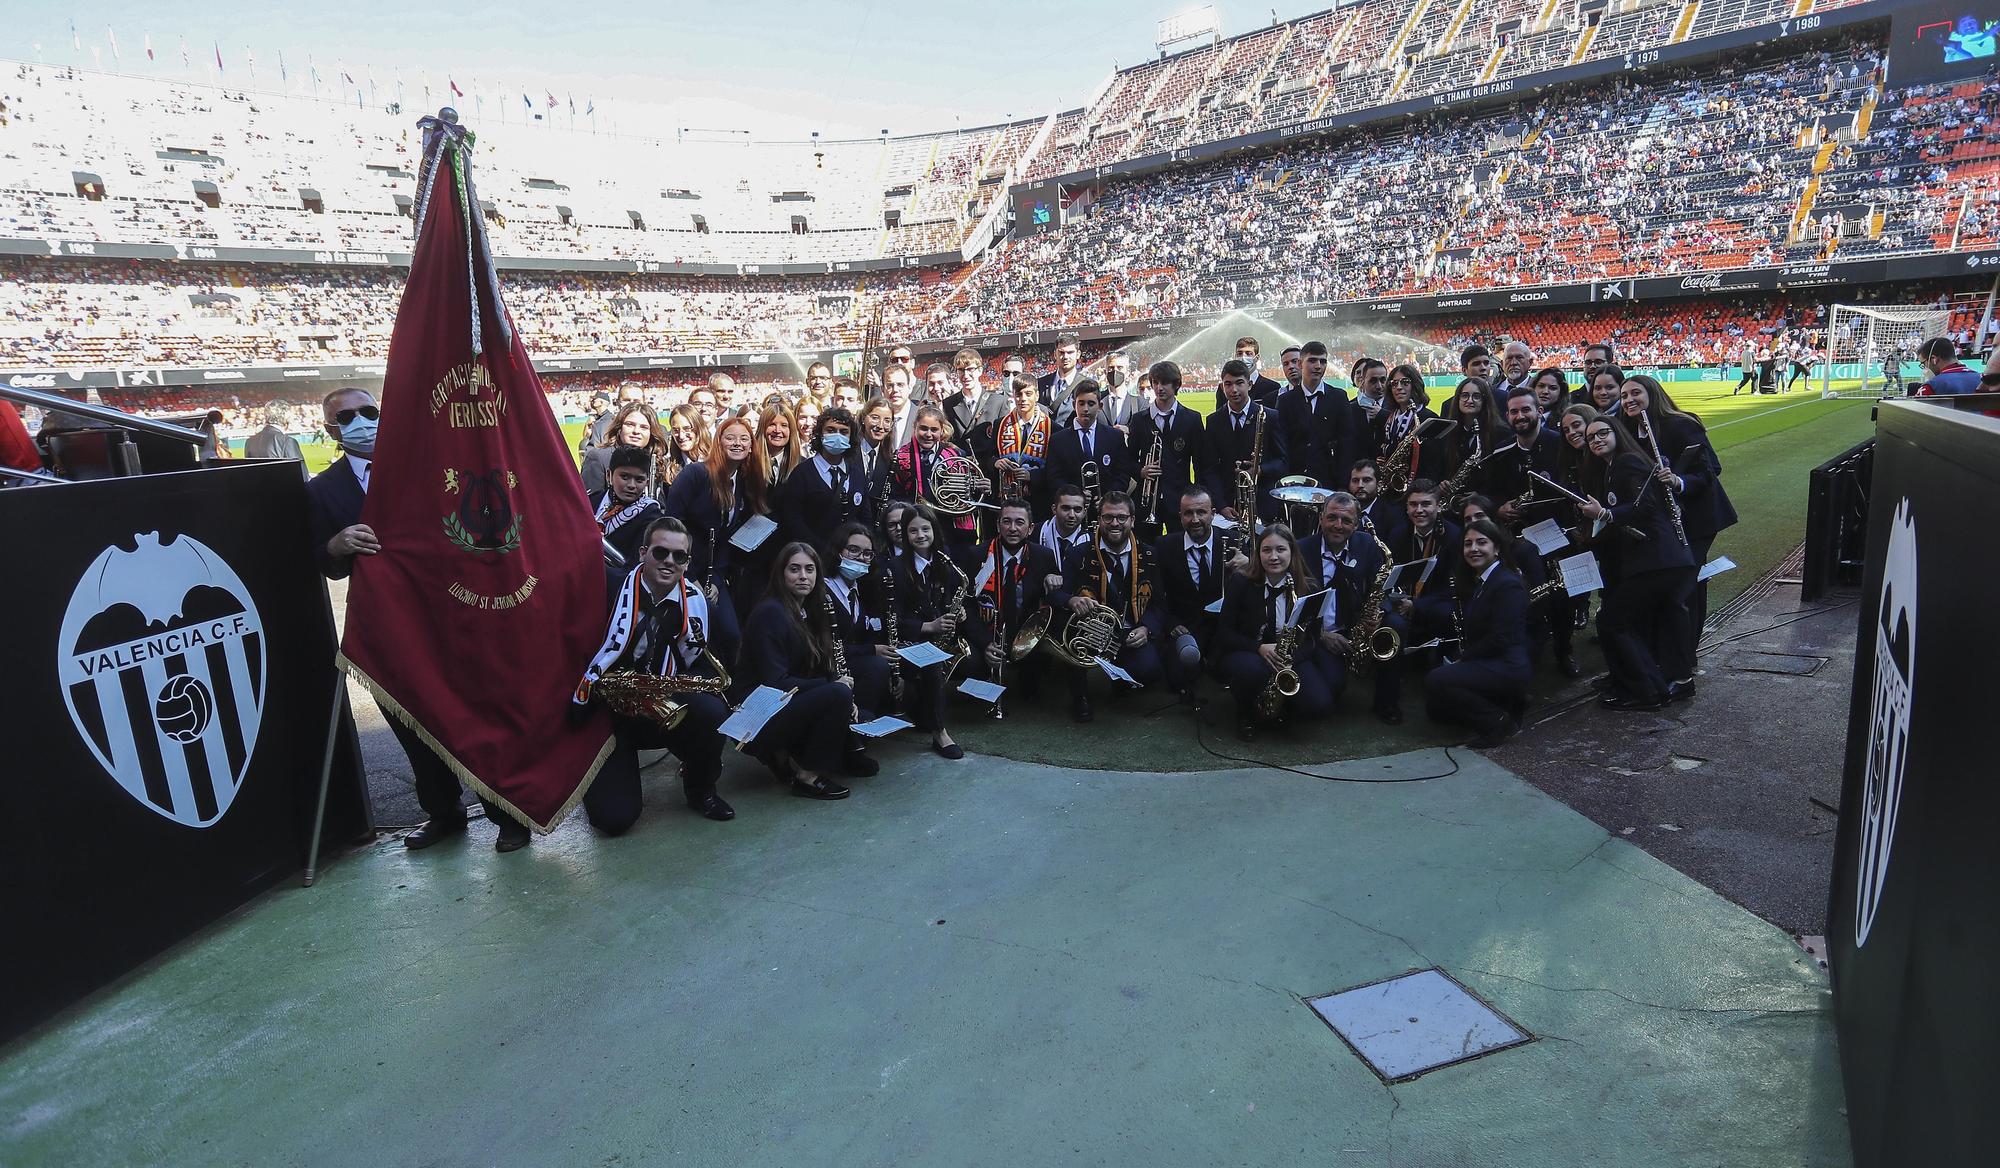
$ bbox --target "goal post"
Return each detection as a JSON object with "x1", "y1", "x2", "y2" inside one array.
[{"x1": 1821, "y1": 304, "x2": 1950, "y2": 398}]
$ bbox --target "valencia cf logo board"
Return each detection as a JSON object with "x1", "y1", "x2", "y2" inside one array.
[{"x1": 56, "y1": 532, "x2": 266, "y2": 828}]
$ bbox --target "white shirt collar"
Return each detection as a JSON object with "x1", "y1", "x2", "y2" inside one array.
[
  {"x1": 1183, "y1": 532, "x2": 1209, "y2": 552},
  {"x1": 1479, "y1": 561, "x2": 1501, "y2": 583},
  {"x1": 348, "y1": 454, "x2": 372, "y2": 492},
  {"x1": 913, "y1": 553, "x2": 931, "y2": 575}
]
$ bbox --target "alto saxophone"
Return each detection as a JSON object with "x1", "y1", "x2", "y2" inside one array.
[
  {"x1": 937, "y1": 551, "x2": 974, "y2": 679},
  {"x1": 1380, "y1": 413, "x2": 1420, "y2": 495},
  {"x1": 1346, "y1": 552, "x2": 1401, "y2": 672},
  {"x1": 592, "y1": 615, "x2": 733, "y2": 731},
  {"x1": 1258, "y1": 619, "x2": 1304, "y2": 719}
]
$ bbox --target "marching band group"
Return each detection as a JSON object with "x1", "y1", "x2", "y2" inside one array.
[{"x1": 313, "y1": 331, "x2": 1736, "y2": 843}]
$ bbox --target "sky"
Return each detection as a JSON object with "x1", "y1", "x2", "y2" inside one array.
[{"x1": 0, "y1": 1, "x2": 1262, "y2": 139}]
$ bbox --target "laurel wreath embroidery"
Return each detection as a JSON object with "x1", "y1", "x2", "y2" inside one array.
[{"x1": 443, "y1": 511, "x2": 523, "y2": 555}]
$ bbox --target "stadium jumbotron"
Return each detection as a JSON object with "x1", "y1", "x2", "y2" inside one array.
[{"x1": 3, "y1": 0, "x2": 1996, "y2": 1164}]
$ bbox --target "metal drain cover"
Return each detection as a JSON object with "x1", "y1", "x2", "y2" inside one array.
[
  {"x1": 1725, "y1": 651, "x2": 1828, "y2": 676},
  {"x1": 1307, "y1": 969, "x2": 1531, "y2": 1082}
]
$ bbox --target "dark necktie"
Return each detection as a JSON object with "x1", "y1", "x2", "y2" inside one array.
[
  {"x1": 830, "y1": 463, "x2": 847, "y2": 508},
  {"x1": 1264, "y1": 585, "x2": 1285, "y2": 632},
  {"x1": 1081, "y1": 428, "x2": 1093, "y2": 461},
  {"x1": 1194, "y1": 544, "x2": 1209, "y2": 588}
]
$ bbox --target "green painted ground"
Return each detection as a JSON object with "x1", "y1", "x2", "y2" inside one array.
[{"x1": 0, "y1": 748, "x2": 1847, "y2": 1167}]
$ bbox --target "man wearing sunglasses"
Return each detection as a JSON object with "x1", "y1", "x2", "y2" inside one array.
[
  {"x1": 305, "y1": 388, "x2": 530, "y2": 852},
  {"x1": 574, "y1": 517, "x2": 735, "y2": 827}
]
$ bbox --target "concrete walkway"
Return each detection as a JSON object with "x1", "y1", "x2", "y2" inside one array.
[{"x1": 2, "y1": 745, "x2": 1846, "y2": 1166}]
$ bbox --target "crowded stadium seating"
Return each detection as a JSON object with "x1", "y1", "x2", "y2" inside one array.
[
  {"x1": 930, "y1": 36, "x2": 2000, "y2": 337},
  {"x1": 0, "y1": 62, "x2": 1044, "y2": 265},
  {"x1": 1022, "y1": 0, "x2": 1879, "y2": 180}
]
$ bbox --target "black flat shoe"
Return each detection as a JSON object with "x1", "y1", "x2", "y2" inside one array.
[
  {"x1": 1470, "y1": 718, "x2": 1519, "y2": 748},
  {"x1": 403, "y1": 817, "x2": 467, "y2": 850},
  {"x1": 934, "y1": 741, "x2": 965, "y2": 760},
  {"x1": 1557, "y1": 652, "x2": 1580, "y2": 678},
  {"x1": 791, "y1": 775, "x2": 851, "y2": 800},
  {"x1": 688, "y1": 794, "x2": 736, "y2": 822},
  {"x1": 844, "y1": 749, "x2": 880, "y2": 777},
  {"x1": 494, "y1": 820, "x2": 531, "y2": 853},
  {"x1": 1667, "y1": 680, "x2": 1696, "y2": 702}
]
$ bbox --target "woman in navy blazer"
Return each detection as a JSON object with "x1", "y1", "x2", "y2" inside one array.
[
  {"x1": 1617, "y1": 374, "x2": 1736, "y2": 670},
  {"x1": 664, "y1": 414, "x2": 770, "y2": 646},
  {"x1": 1212, "y1": 524, "x2": 1335, "y2": 740},
  {"x1": 732, "y1": 542, "x2": 878, "y2": 799},
  {"x1": 1577, "y1": 413, "x2": 1697, "y2": 709},
  {"x1": 1424, "y1": 518, "x2": 1533, "y2": 746}
]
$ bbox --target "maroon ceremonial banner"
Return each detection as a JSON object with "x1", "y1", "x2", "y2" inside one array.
[{"x1": 339, "y1": 113, "x2": 611, "y2": 831}]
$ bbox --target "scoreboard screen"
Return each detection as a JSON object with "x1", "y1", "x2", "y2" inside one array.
[{"x1": 1889, "y1": 0, "x2": 2000, "y2": 85}]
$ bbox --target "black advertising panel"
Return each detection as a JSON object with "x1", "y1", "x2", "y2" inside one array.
[
  {"x1": 1888, "y1": 0, "x2": 2000, "y2": 85},
  {"x1": 0, "y1": 461, "x2": 369, "y2": 1042},
  {"x1": 1828, "y1": 401, "x2": 2000, "y2": 1165}
]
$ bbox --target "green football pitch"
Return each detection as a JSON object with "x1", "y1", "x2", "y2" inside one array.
[{"x1": 279, "y1": 380, "x2": 1872, "y2": 610}]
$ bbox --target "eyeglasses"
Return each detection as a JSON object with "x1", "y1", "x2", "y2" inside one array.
[
  {"x1": 330, "y1": 405, "x2": 380, "y2": 426},
  {"x1": 648, "y1": 546, "x2": 691, "y2": 564},
  {"x1": 842, "y1": 547, "x2": 874, "y2": 561}
]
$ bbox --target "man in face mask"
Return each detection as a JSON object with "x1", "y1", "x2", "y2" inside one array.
[
  {"x1": 777, "y1": 406, "x2": 870, "y2": 553},
  {"x1": 1099, "y1": 351, "x2": 1139, "y2": 432},
  {"x1": 304, "y1": 388, "x2": 529, "y2": 853}
]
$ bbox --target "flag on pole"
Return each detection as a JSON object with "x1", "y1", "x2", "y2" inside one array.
[
  {"x1": 585, "y1": 98, "x2": 594, "y2": 116},
  {"x1": 279, "y1": 50, "x2": 287, "y2": 83},
  {"x1": 338, "y1": 114, "x2": 613, "y2": 833},
  {"x1": 450, "y1": 77, "x2": 463, "y2": 98},
  {"x1": 214, "y1": 42, "x2": 223, "y2": 74},
  {"x1": 144, "y1": 33, "x2": 154, "y2": 61},
  {"x1": 522, "y1": 93, "x2": 532, "y2": 111},
  {"x1": 180, "y1": 36, "x2": 189, "y2": 69},
  {"x1": 71, "y1": 20, "x2": 80, "y2": 53},
  {"x1": 107, "y1": 28, "x2": 120, "y2": 62}
]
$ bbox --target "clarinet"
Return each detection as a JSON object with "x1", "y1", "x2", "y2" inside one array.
[
  {"x1": 703, "y1": 523, "x2": 720, "y2": 603},
  {"x1": 880, "y1": 556, "x2": 905, "y2": 711},
  {"x1": 819, "y1": 587, "x2": 858, "y2": 722},
  {"x1": 1639, "y1": 414, "x2": 1689, "y2": 546}
]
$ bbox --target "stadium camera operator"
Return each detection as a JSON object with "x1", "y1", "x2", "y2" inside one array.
[{"x1": 305, "y1": 387, "x2": 528, "y2": 853}]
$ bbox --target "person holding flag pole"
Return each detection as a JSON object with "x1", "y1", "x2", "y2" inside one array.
[{"x1": 327, "y1": 108, "x2": 616, "y2": 847}]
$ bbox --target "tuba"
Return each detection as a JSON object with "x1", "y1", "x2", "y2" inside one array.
[{"x1": 926, "y1": 447, "x2": 987, "y2": 515}]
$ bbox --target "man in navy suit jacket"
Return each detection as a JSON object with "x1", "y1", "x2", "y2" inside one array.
[
  {"x1": 1045, "y1": 380, "x2": 1131, "y2": 512},
  {"x1": 1296, "y1": 493, "x2": 1407, "y2": 722},
  {"x1": 1204, "y1": 360, "x2": 1288, "y2": 526},
  {"x1": 1276, "y1": 340, "x2": 1363, "y2": 489},
  {"x1": 1126, "y1": 361, "x2": 1207, "y2": 537},
  {"x1": 304, "y1": 388, "x2": 523, "y2": 852}
]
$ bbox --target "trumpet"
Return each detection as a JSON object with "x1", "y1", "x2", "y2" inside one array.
[
  {"x1": 981, "y1": 595, "x2": 1006, "y2": 720},
  {"x1": 1138, "y1": 429, "x2": 1163, "y2": 525}
]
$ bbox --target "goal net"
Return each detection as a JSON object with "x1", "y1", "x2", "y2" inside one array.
[{"x1": 1821, "y1": 304, "x2": 1950, "y2": 398}]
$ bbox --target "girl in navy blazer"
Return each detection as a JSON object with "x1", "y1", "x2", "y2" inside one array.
[{"x1": 1424, "y1": 518, "x2": 1533, "y2": 746}]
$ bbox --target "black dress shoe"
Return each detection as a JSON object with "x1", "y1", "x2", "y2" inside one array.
[
  {"x1": 1557, "y1": 652, "x2": 1580, "y2": 678},
  {"x1": 1071, "y1": 695, "x2": 1093, "y2": 723},
  {"x1": 1667, "y1": 680, "x2": 1696, "y2": 702},
  {"x1": 1470, "y1": 717, "x2": 1519, "y2": 748},
  {"x1": 844, "y1": 748, "x2": 880, "y2": 777},
  {"x1": 934, "y1": 741, "x2": 965, "y2": 760},
  {"x1": 1602, "y1": 694, "x2": 1667, "y2": 711},
  {"x1": 403, "y1": 817, "x2": 467, "y2": 850},
  {"x1": 688, "y1": 793, "x2": 736, "y2": 822},
  {"x1": 791, "y1": 775, "x2": 851, "y2": 800},
  {"x1": 494, "y1": 819, "x2": 531, "y2": 853},
  {"x1": 1376, "y1": 705, "x2": 1404, "y2": 725}
]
